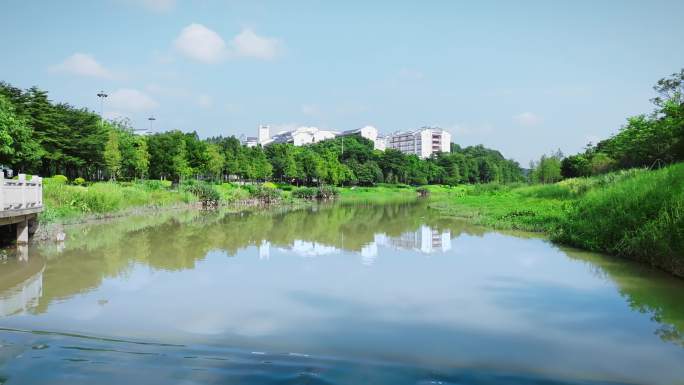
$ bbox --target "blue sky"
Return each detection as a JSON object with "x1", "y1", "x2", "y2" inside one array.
[{"x1": 2, "y1": 0, "x2": 683, "y2": 164}]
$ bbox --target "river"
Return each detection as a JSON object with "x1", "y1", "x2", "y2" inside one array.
[{"x1": 0, "y1": 201, "x2": 683, "y2": 384}]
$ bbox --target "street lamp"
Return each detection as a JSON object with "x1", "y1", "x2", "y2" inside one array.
[
  {"x1": 148, "y1": 116, "x2": 156, "y2": 133},
  {"x1": 96, "y1": 91, "x2": 108, "y2": 128}
]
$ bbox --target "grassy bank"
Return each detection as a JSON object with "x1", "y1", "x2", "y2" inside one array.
[
  {"x1": 431, "y1": 163, "x2": 684, "y2": 277},
  {"x1": 40, "y1": 178, "x2": 332, "y2": 223},
  {"x1": 42, "y1": 179, "x2": 198, "y2": 222}
]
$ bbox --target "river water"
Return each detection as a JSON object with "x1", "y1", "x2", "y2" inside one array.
[{"x1": 0, "y1": 202, "x2": 683, "y2": 385}]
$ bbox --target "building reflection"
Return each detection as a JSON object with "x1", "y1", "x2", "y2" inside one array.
[
  {"x1": 0, "y1": 250, "x2": 45, "y2": 316},
  {"x1": 268, "y1": 225, "x2": 453, "y2": 266}
]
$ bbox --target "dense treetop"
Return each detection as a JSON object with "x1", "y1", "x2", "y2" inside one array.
[{"x1": 0, "y1": 81, "x2": 523, "y2": 185}]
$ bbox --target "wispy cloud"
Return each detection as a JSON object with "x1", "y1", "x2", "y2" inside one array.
[
  {"x1": 49, "y1": 53, "x2": 114, "y2": 79},
  {"x1": 230, "y1": 28, "x2": 281, "y2": 60}
]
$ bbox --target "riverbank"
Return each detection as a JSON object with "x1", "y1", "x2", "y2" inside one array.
[
  {"x1": 430, "y1": 163, "x2": 684, "y2": 277},
  {"x1": 35, "y1": 164, "x2": 683, "y2": 276}
]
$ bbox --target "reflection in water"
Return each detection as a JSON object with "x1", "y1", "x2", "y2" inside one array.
[
  {"x1": 0, "y1": 201, "x2": 683, "y2": 385},
  {"x1": 0, "y1": 251, "x2": 44, "y2": 317}
]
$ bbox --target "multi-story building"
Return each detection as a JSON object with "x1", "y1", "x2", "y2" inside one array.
[
  {"x1": 338, "y1": 125, "x2": 386, "y2": 151},
  {"x1": 387, "y1": 126, "x2": 451, "y2": 158},
  {"x1": 242, "y1": 125, "x2": 451, "y2": 156}
]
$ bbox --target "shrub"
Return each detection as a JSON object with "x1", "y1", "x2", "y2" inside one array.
[
  {"x1": 183, "y1": 182, "x2": 221, "y2": 207},
  {"x1": 275, "y1": 183, "x2": 294, "y2": 191},
  {"x1": 293, "y1": 187, "x2": 317, "y2": 199},
  {"x1": 51, "y1": 175, "x2": 68, "y2": 185},
  {"x1": 249, "y1": 185, "x2": 282, "y2": 203},
  {"x1": 316, "y1": 185, "x2": 339, "y2": 200},
  {"x1": 416, "y1": 187, "x2": 430, "y2": 197},
  {"x1": 73, "y1": 177, "x2": 86, "y2": 186},
  {"x1": 293, "y1": 186, "x2": 339, "y2": 200}
]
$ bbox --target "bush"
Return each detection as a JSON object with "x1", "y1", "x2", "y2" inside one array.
[
  {"x1": 293, "y1": 187, "x2": 317, "y2": 199},
  {"x1": 316, "y1": 185, "x2": 339, "y2": 200},
  {"x1": 139, "y1": 179, "x2": 171, "y2": 191},
  {"x1": 275, "y1": 183, "x2": 294, "y2": 191},
  {"x1": 50, "y1": 175, "x2": 68, "y2": 185},
  {"x1": 416, "y1": 187, "x2": 430, "y2": 197},
  {"x1": 249, "y1": 185, "x2": 282, "y2": 203},
  {"x1": 292, "y1": 186, "x2": 339, "y2": 200},
  {"x1": 183, "y1": 182, "x2": 221, "y2": 206},
  {"x1": 73, "y1": 177, "x2": 86, "y2": 186}
]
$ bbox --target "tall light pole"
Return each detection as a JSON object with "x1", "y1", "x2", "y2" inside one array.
[
  {"x1": 96, "y1": 91, "x2": 108, "y2": 128},
  {"x1": 148, "y1": 116, "x2": 156, "y2": 134}
]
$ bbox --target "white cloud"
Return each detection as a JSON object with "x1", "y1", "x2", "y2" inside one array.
[
  {"x1": 49, "y1": 53, "x2": 114, "y2": 79},
  {"x1": 230, "y1": 28, "x2": 280, "y2": 60},
  {"x1": 108, "y1": 89, "x2": 159, "y2": 112},
  {"x1": 174, "y1": 23, "x2": 227, "y2": 63},
  {"x1": 174, "y1": 24, "x2": 281, "y2": 63},
  {"x1": 513, "y1": 112, "x2": 543, "y2": 127},
  {"x1": 197, "y1": 94, "x2": 213, "y2": 109}
]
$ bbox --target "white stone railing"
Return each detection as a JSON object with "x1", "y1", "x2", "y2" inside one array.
[{"x1": 0, "y1": 174, "x2": 43, "y2": 212}]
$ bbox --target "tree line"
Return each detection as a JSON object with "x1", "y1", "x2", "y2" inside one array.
[
  {"x1": 0, "y1": 81, "x2": 524, "y2": 185},
  {"x1": 527, "y1": 69, "x2": 684, "y2": 183}
]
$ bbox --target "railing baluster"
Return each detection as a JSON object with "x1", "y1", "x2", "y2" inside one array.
[
  {"x1": 0, "y1": 172, "x2": 4, "y2": 211},
  {"x1": 18, "y1": 174, "x2": 26, "y2": 209}
]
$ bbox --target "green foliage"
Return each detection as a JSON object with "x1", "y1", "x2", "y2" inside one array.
[
  {"x1": 42, "y1": 180, "x2": 195, "y2": 221},
  {"x1": 292, "y1": 187, "x2": 318, "y2": 199},
  {"x1": 246, "y1": 184, "x2": 282, "y2": 203},
  {"x1": 529, "y1": 150, "x2": 563, "y2": 184},
  {"x1": 73, "y1": 177, "x2": 86, "y2": 186},
  {"x1": 0, "y1": 93, "x2": 42, "y2": 172},
  {"x1": 292, "y1": 186, "x2": 340, "y2": 200},
  {"x1": 50, "y1": 175, "x2": 69, "y2": 184},
  {"x1": 183, "y1": 182, "x2": 221, "y2": 206},
  {"x1": 104, "y1": 129, "x2": 122, "y2": 179},
  {"x1": 553, "y1": 163, "x2": 684, "y2": 275},
  {"x1": 561, "y1": 69, "x2": 683, "y2": 178}
]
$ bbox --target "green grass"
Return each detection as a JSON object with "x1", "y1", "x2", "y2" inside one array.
[
  {"x1": 431, "y1": 163, "x2": 684, "y2": 277},
  {"x1": 553, "y1": 163, "x2": 684, "y2": 276},
  {"x1": 429, "y1": 186, "x2": 568, "y2": 233},
  {"x1": 41, "y1": 179, "x2": 196, "y2": 222}
]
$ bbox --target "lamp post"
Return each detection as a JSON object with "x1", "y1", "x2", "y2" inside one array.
[
  {"x1": 96, "y1": 91, "x2": 108, "y2": 128},
  {"x1": 148, "y1": 116, "x2": 156, "y2": 133}
]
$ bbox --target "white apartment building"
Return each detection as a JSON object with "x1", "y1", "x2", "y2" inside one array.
[
  {"x1": 244, "y1": 124, "x2": 386, "y2": 150},
  {"x1": 387, "y1": 127, "x2": 451, "y2": 158},
  {"x1": 241, "y1": 125, "x2": 451, "y2": 156},
  {"x1": 339, "y1": 125, "x2": 387, "y2": 151}
]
